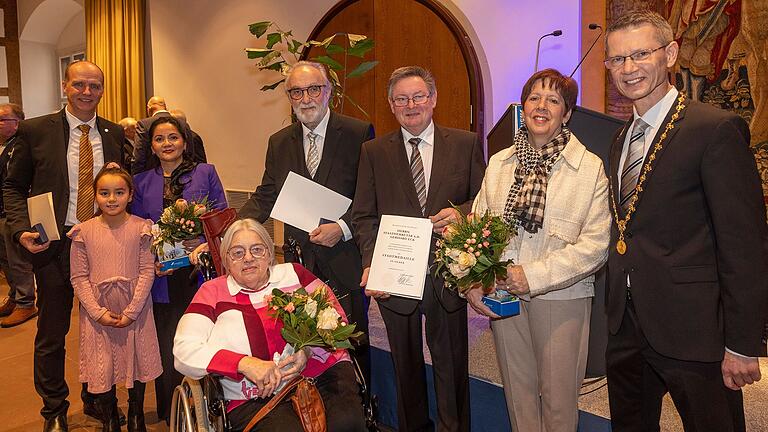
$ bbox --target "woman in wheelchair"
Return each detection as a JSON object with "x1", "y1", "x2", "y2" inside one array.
[{"x1": 173, "y1": 219, "x2": 367, "y2": 431}]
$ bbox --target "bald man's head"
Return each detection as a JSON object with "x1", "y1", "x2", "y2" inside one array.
[{"x1": 146, "y1": 96, "x2": 167, "y2": 116}]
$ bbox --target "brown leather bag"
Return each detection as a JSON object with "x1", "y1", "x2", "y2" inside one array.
[{"x1": 243, "y1": 377, "x2": 326, "y2": 432}]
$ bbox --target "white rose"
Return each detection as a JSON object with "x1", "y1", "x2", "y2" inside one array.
[
  {"x1": 316, "y1": 307, "x2": 341, "y2": 330},
  {"x1": 447, "y1": 248, "x2": 462, "y2": 260},
  {"x1": 305, "y1": 298, "x2": 318, "y2": 319},
  {"x1": 448, "y1": 262, "x2": 470, "y2": 278},
  {"x1": 457, "y1": 251, "x2": 477, "y2": 268}
]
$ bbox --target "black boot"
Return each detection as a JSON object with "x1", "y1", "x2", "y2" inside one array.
[
  {"x1": 127, "y1": 382, "x2": 147, "y2": 432},
  {"x1": 96, "y1": 395, "x2": 120, "y2": 432}
]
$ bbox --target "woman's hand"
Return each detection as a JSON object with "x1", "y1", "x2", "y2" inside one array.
[
  {"x1": 113, "y1": 314, "x2": 135, "y2": 328},
  {"x1": 278, "y1": 347, "x2": 309, "y2": 382},
  {"x1": 500, "y1": 265, "x2": 530, "y2": 296},
  {"x1": 155, "y1": 261, "x2": 174, "y2": 276},
  {"x1": 238, "y1": 356, "x2": 282, "y2": 398},
  {"x1": 465, "y1": 285, "x2": 500, "y2": 319},
  {"x1": 97, "y1": 310, "x2": 121, "y2": 327},
  {"x1": 188, "y1": 242, "x2": 209, "y2": 265}
]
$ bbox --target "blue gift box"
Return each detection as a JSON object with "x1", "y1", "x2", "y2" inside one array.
[
  {"x1": 482, "y1": 291, "x2": 520, "y2": 317},
  {"x1": 160, "y1": 255, "x2": 191, "y2": 272}
]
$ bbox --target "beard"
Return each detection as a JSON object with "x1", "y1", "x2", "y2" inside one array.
[{"x1": 293, "y1": 100, "x2": 329, "y2": 128}]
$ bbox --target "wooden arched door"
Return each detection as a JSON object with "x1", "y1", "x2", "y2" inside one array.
[{"x1": 305, "y1": 0, "x2": 484, "y2": 137}]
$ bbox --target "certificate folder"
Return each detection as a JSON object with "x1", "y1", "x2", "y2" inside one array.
[{"x1": 27, "y1": 192, "x2": 60, "y2": 241}]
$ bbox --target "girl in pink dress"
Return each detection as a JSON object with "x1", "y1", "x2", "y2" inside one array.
[{"x1": 69, "y1": 167, "x2": 161, "y2": 432}]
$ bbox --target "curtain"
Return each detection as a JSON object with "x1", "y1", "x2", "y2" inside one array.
[{"x1": 84, "y1": 0, "x2": 145, "y2": 123}]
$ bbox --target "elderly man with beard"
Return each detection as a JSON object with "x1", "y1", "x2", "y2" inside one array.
[{"x1": 240, "y1": 61, "x2": 374, "y2": 382}]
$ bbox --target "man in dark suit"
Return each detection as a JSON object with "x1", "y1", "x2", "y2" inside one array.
[
  {"x1": 603, "y1": 11, "x2": 768, "y2": 432},
  {"x1": 132, "y1": 97, "x2": 206, "y2": 174},
  {"x1": 239, "y1": 61, "x2": 374, "y2": 381},
  {"x1": 352, "y1": 66, "x2": 485, "y2": 432},
  {"x1": 3, "y1": 61, "x2": 124, "y2": 432}
]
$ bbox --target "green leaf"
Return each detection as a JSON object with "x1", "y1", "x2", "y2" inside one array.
[
  {"x1": 326, "y1": 44, "x2": 345, "y2": 55},
  {"x1": 266, "y1": 32, "x2": 282, "y2": 49},
  {"x1": 260, "y1": 79, "x2": 285, "y2": 91},
  {"x1": 249, "y1": 21, "x2": 272, "y2": 37},
  {"x1": 347, "y1": 38, "x2": 374, "y2": 57},
  {"x1": 346, "y1": 60, "x2": 378, "y2": 78},
  {"x1": 258, "y1": 50, "x2": 281, "y2": 67},
  {"x1": 312, "y1": 55, "x2": 344, "y2": 71},
  {"x1": 289, "y1": 39, "x2": 306, "y2": 55},
  {"x1": 245, "y1": 48, "x2": 273, "y2": 59}
]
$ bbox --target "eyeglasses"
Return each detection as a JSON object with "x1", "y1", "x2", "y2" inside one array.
[
  {"x1": 227, "y1": 244, "x2": 269, "y2": 261},
  {"x1": 604, "y1": 44, "x2": 669, "y2": 69},
  {"x1": 287, "y1": 85, "x2": 326, "y2": 101},
  {"x1": 391, "y1": 94, "x2": 431, "y2": 107}
]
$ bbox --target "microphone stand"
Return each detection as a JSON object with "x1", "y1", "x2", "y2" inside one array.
[{"x1": 534, "y1": 30, "x2": 563, "y2": 72}]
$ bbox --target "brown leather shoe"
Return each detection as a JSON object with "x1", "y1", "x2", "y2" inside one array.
[
  {"x1": 1, "y1": 306, "x2": 38, "y2": 327},
  {"x1": 0, "y1": 296, "x2": 15, "y2": 317}
]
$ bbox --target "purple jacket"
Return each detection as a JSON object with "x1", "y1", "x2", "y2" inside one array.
[{"x1": 132, "y1": 163, "x2": 227, "y2": 303}]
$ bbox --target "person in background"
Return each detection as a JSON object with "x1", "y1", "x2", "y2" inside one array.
[
  {"x1": 169, "y1": 108, "x2": 207, "y2": 164},
  {"x1": 131, "y1": 115, "x2": 226, "y2": 423},
  {"x1": 69, "y1": 166, "x2": 161, "y2": 432},
  {"x1": 603, "y1": 10, "x2": 768, "y2": 431},
  {"x1": 118, "y1": 117, "x2": 138, "y2": 173},
  {"x1": 466, "y1": 68, "x2": 610, "y2": 432},
  {"x1": 0, "y1": 102, "x2": 37, "y2": 328}
]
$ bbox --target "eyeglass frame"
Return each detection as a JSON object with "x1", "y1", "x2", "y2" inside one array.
[
  {"x1": 286, "y1": 85, "x2": 327, "y2": 101},
  {"x1": 390, "y1": 93, "x2": 432, "y2": 107},
  {"x1": 227, "y1": 244, "x2": 270, "y2": 262},
  {"x1": 603, "y1": 43, "x2": 670, "y2": 70}
]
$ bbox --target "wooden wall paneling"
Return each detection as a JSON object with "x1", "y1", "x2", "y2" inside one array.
[{"x1": 1, "y1": 0, "x2": 22, "y2": 104}]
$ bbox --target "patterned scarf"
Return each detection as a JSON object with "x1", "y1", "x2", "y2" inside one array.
[{"x1": 502, "y1": 125, "x2": 571, "y2": 233}]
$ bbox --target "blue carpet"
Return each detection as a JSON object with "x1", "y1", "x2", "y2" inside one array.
[{"x1": 370, "y1": 347, "x2": 611, "y2": 431}]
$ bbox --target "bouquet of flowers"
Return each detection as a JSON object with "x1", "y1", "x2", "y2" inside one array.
[
  {"x1": 266, "y1": 284, "x2": 362, "y2": 351},
  {"x1": 433, "y1": 207, "x2": 514, "y2": 294},
  {"x1": 151, "y1": 197, "x2": 212, "y2": 259}
]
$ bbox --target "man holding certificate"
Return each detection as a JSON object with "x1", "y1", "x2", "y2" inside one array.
[
  {"x1": 239, "y1": 61, "x2": 374, "y2": 381},
  {"x1": 352, "y1": 66, "x2": 485, "y2": 432}
]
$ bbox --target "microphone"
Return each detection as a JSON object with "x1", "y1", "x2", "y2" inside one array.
[
  {"x1": 569, "y1": 24, "x2": 603, "y2": 77},
  {"x1": 534, "y1": 30, "x2": 563, "y2": 72}
]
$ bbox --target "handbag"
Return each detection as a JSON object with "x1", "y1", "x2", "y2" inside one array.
[{"x1": 243, "y1": 376, "x2": 327, "y2": 432}]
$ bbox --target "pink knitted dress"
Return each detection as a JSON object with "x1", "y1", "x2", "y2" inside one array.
[{"x1": 69, "y1": 215, "x2": 162, "y2": 393}]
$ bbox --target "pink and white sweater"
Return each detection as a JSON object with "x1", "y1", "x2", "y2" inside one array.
[{"x1": 173, "y1": 263, "x2": 350, "y2": 410}]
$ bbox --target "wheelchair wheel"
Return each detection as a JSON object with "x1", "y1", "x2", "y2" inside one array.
[{"x1": 170, "y1": 377, "x2": 227, "y2": 431}]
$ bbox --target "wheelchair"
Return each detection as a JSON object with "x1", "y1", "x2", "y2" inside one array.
[{"x1": 170, "y1": 209, "x2": 378, "y2": 431}]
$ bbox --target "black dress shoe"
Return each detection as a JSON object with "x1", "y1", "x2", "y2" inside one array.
[
  {"x1": 83, "y1": 401, "x2": 126, "y2": 425},
  {"x1": 42, "y1": 413, "x2": 68, "y2": 432}
]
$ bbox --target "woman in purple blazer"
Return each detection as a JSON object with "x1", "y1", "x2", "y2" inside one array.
[{"x1": 131, "y1": 116, "x2": 226, "y2": 423}]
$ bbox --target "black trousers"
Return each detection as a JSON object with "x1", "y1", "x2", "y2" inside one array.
[
  {"x1": 31, "y1": 235, "x2": 98, "y2": 419},
  {"x1": 379, "y1": 301, "x2": 470, "y2": 432},
  {"x1": 228, "y1": 362, "x2": 366, "y2": 432},
  {"x1": 152, "y1": 266, "x2": 198, "y2": 422},
  {"x1": 606, "y1": 300, "x2": 746, "y2": 432}
]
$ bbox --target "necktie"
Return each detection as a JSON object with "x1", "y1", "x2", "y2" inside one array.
[
  {"x1": 620, "y1": 118, "x2": 650, "y2": 211},
  {"x1": 306, "y1": 132, "x2": 320, "y2": 178},
  {"x1": 76, "y1": 124, "x2": 95, "y2": 222},
  {"x1": 409, "y1": 138, "x2": 426, "y2": 215}
]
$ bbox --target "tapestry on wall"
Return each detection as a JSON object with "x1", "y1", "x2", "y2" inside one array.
[{"x1": 606, "y1": 0, "x2": 768, "y2": 201}]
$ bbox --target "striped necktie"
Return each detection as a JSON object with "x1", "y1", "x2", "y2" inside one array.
[
  {"x1": 306, "y1": 131, "x2": 320, "y2": 178},
  {"x1": 620, "y1": 118, "x2": 650, "y2": 211},
  {"x1": 76, "y1": 124, "x2": 95, "y2": 222},
  {"x1": 409, "y1": 137, "x2": 426, "y2": 215}
]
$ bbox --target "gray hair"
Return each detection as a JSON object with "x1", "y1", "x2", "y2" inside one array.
[
  {"x1": 286, "y1": 61, "x2": 332, "y2": 87},
  {"x1": 220, "y1": 218, "x2": 276, "y2": 272},
  {"x1": 0, "y1": 103, "x2": 24, "y2": 120},
  {"x1": 387, "y1": 66, "x2": 436, "y2": 99},
  {"x1": 607, "y1": 10, "x2": 674, "y2": 48}
]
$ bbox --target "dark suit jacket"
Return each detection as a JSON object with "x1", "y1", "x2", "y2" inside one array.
[
  {"x1": 606, "y1": 98, "x2": 768, "y2": 361},
  {"x1": 0, "y1": 135, "x2": 20, "y2": 216},
  {"x1": 351, "y1": 124, "x2": 486, "y2": 315},
  {"x1": 132, "y1": 112, "x2": 207, "y2": 174},
  {"x1": 3, "y1": 109, "x2": 124, "y2": 247},
  {"x1": 240, "y1": 112, "x2": 374, "y2": 296}
]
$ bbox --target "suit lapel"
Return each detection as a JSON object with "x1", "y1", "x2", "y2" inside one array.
[
  {"x1": 291, "y1": 122, "x2": 311, "y2": 178},
  {"x1": 425, "y1": 125, "x2": 448, "y2": 215},
  {"x1": 386, "y1": 130, "x2": 422, "y2": 213},
  {"x1": 56, "y1": 110, "x2": 70, "y2": 183},
  {"x1": 313, "y1": 112, "x2": 339, "y2": 185},
  {"x1": 96, "y1": 116, "x2": 119, "y2": 163},
  {"x1": 610, "y1": 121, "x2": 630, "y2": 215}
]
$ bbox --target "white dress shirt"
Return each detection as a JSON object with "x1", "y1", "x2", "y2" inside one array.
[
  {"x1": 65, "y1": 109, "x2": 104, "y2": 226},
  {"x1": 402, "y1": 121, "x2": 435, "y2": 198},
  {"x1": 300, "y1": 108, "x2": 352, "y2": 241}
]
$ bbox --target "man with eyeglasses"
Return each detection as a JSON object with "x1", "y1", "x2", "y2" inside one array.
[
  {"x1": 0, "y1": 103, "x2": 37, "y2": 328},
  {"x1": 352, "y1": 66, "x2": 485, "y2": 432},
  {"x1": 603, "y1": 10, "x2": 768, "y2": 432},
  {"x1": 240, "y1": 60, "x2": 374, "y2": 384},
  {"x1": 3, "y1": 61, "x2": 125, "y2": 432}
]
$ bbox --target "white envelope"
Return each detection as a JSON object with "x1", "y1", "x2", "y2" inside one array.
[{"x1": 270, "y1": 171, "x2": 351, "y2": 233}]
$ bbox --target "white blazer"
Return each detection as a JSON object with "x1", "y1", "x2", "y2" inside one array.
[{"x1": 472, "y1": 134, "x2": 611, "y2": 300}]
